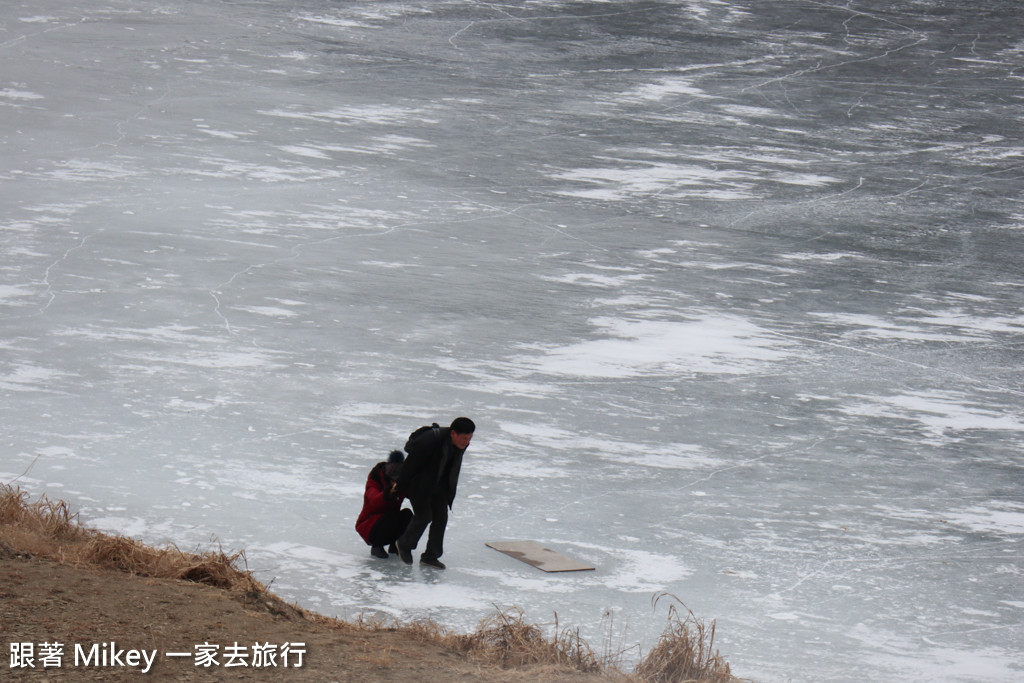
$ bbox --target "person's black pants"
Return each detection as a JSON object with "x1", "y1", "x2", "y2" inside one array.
[
  {"x1": 397, "y1": 494, "x2": 448, "y2": 560},
  {"x1": 368, "y1": 508, "x2": 413, "y2": 547}
]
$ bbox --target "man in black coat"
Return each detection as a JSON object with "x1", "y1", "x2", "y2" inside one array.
[{"x1": 394, "y1": 417, "x2": 475, "y2": 569}]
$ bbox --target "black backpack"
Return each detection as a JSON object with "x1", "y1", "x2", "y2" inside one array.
[{"x1": 404, "y1": 423, "x2": 441, "y2": 453}]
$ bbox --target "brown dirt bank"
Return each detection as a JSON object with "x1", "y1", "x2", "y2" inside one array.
[
  {"x1": 1, "y1": 546, "x2": 605, "y2": 681},
  {"x1": 0, "y1": 486, "x2": 740, "y2": 682}
]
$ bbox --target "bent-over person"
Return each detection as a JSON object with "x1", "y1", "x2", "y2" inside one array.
[{"x1": 394, "y1": 417, "x2": 475, "y2": 569}]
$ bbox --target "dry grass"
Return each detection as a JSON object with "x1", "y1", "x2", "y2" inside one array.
[
  {"x1": 634, "y1": 593, "x2": 735, "y2": 683},
  {"x1": 393, "y1": 599, "x2": 743, "y2": 683},
  {"x1": 2, "y1": 484, "x2": 742, "y2": 682},
  {"x1": 0, "y1": 484, "x2": 264, "y2": 592},
  {"x1": 406, "y1": 607, "x2": 603, "y2": 673},
  {"x1": 0, "y1": 484, "x2": 84, "y2": 543},
  {"x1": 353, "y1": 642, "x2": 396, "y2": 668}
]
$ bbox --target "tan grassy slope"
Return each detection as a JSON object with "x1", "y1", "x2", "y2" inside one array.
[{"x1": 0, "y1": 485, "x2": 741, "y2": 682}]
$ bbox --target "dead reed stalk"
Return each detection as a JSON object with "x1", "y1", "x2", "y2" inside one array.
[{"x1": 635, "y1": 592, "x2": 734, "y2": 683}]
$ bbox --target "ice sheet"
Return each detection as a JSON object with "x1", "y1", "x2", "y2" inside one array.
[{"x1": 1, "y1": 1, "x2": 1021, "y2": 681}]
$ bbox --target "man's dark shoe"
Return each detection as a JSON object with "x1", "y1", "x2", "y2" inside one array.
[
  {"x1": 370, "y1": 545, "x2": 389, "y2": 559},
  {"x1": 420, "y1": 557, "x2": 446, "y2": 570},
  {"x1": 395, "y1": 541, "x2": 413, "y2": 565},
  {"x1": 388, "y1": 543, "x2": 397, "y2": 555}
]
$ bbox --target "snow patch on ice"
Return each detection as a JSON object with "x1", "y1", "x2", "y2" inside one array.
[
  {"x1": 0, "y1": 285, "x2": 36, "y2": 303},
  {"x1": 380, "y1": 582, "x2": 491, "y2": 611},
  {"x1": 620, "y1": 76, "x2": 709, "y2": 102},
  {"x1": 253, "y1": 543, "x2": 366, "y2": 586},
  {"x1": 278, "y1": 145, "x2": 332, "y2": 159},
  {"x1": 781, "y1": 252, "x2": 863, "y2": 262},
  {"x1": 541, "y1": 272, "x2": 648, "y2": 288},
  {"x1": 551, "y1": 161, "x2": 755, "y2": 201},
  {"x1": 261, "y1": 542, "x2": 356, "y2": 565},
  {"x1": 462, "y1": 567, "x2": 573, "y2": 593},
  {"x1": 496, "y1": 422, "x2": 718, "y2": 470},
  {"x1": 812, "y1": 309, "x2": 1024, "y2": 342},
  {"x1": 234, "y1": 305, "x2": 301, "y2": 318},
  {"x1": 225, "y1": 465, "x2": 362, "y2": 499},
  {"x1": 47, "y1": 159, "x2": 137, "y2": 182},
  {"x1": 848, "y1": 622, "x2": 1023, "y2": 682},
  {"x1": 841, "y1": 391, "x2": 1024, "y2": 444},
  {"x1": 0, "y1": 88, "x2": 45, "y2": 100},
  {"x1": 719, "y1": 104, "x2": 777, "y2": 118},
  {"x1": 943, "y1": 502, "x2": 1024, "y2": 536},
  {"x1": 37, "y1": 446, "x2": 76, "y2": 458},
  {"x1": 0, "y1": 364, "x2": 69, "y2": 392},
  {"x1": 768, "y1": 612, "x2": 801, "y2": 621},
  {"x1": 519, "y1": 315, "x2": 792, "y2": 378},
  {"x1": 152, "y1": 350, "x2": 286, "y2": 370},
  {"x1": 296, "y1": 14, "x2": 368, "y2": 29},
  {"x1": 166, "y1": 398, "x2": 217, "y2": 412},
  {"x1": 572, "y1": 543, "x2": 692, "y2": 592},
  {"x1": 259, "y1": 104, "x2": 435, "y2": 127}
]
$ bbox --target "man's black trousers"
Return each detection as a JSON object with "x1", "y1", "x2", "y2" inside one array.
[{"x1": 397, "y1": 493, "x2": 448, "y2": 561}]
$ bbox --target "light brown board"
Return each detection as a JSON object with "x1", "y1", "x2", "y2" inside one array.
[{"x1": 485, "y1": 540, "x2": 595, "y2": 573}]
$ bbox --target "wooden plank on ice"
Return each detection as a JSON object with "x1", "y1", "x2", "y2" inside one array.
[{"x1": 485, "y1": 540, "x2": 595, "y2": 573}]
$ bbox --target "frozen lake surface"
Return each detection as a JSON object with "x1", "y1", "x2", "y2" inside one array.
[{"x1": 2, "y1": 1, "x2": 1022, "y2": 680}]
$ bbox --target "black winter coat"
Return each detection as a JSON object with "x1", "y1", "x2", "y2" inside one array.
[{"x1": 396, "y1": 426, "x2": 464, "y2": 509}]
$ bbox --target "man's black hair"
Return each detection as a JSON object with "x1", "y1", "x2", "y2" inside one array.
[{"x1": 450, "y1": 417, "x2": 475, "y2": 434}]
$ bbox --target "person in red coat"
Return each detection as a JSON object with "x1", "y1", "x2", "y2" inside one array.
[{"x1": 355, "y1": 451, "x2": 412, "y2": 559}]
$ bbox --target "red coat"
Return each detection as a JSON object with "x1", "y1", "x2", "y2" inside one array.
[{"x1": 355, "y1": 462, "x2": 404, "y2": 544}]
